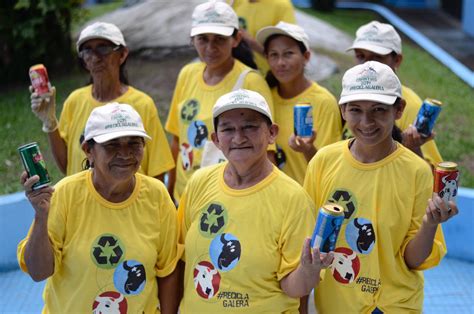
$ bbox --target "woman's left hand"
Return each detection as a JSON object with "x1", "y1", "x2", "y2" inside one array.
[{"x1": 424, "y1": 192, "x2": 459, "y2": 226}]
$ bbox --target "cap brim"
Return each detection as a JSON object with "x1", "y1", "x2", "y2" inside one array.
[
  {"x1": 190, "y1": 26, "x2": 234, "y2": 37},
  {"x1": 76, "y1": 35, "x2": 124, "y2": 52},
  {"x1": 92, "y1": 131, "x2": 152, "y2": 144},
  {"x1": 346, "y1": 43, "x2": 393, "y2": 55},
  {"x1": 256, "y1": 27, "x2": 309, "y2": 50},
  {"x1": 213, "y1": 104, "x2": 273, "y2": 123},
  {"x1": 339, "y1": 93, "x2": 397, "y2": 106}
]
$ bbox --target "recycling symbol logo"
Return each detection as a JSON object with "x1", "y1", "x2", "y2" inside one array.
[
  {"x1": 328, "y1": 189, "x2": 357, "y2": 221},
  {"x1": 180, "y1": 99, "x2": 200, "y2": 124},
  {"x1": 199, "y1": 203, "x2": 228, "y2": 238},
  {"x1": 91, "y1": 234, "x2": 126, "y2": 269}
]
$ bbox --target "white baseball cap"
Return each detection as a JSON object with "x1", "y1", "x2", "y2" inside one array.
[
  {"x1": 339, "y1": 61, "x2": 402, "y2": 105},
  {"x1": 347, "y1": 21, "x2": 402, "y2": 55},
  {"x1": 213, "y1": 89, "x2": 273, "y2": 122},
  {"x1": 191, "y1": 0, "x2": 239, "y2": 37},
  {"x1": 76, "y1": 22, "x2": 126, "y2": 52},
  {"x1": 256, "y1": 21, "x2": 310, "y2": 51},
  {"x1": 84, "y1": 102, "x2": 151, "y2": 143}
]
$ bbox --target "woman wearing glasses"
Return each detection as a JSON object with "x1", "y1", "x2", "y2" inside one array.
[{"x1": 29, "y1": 22, "x2": 174, "y2": 181}]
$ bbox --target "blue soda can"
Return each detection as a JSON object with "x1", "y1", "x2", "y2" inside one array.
[
  {"x1": 414, "y1": 98, "x2": 443, "y2": 137},
  {"x1": 311, "y1": 204, "x2": 344, "y2": 253},
  {"x1": 294, "y1": 104, "x2": 313, "y2": 137}
]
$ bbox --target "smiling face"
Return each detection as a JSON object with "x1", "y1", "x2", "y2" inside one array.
[
  {"x1": 341, "y1": 101, "x2": 403, "y2": 148},
  {"x1": 80, "y1": 38, "x2": 128, "y2": 79},
  {"x1": 266, "y1": 35, "x2": 309, "y2": 85},
  {"x1": 212, "y1": 109, "x2": 277, "y2": 167},
  {"x1": 192, "y1": 33, "x2": 240, "y2": 69},
  {"x1": 84, "y1": 136, "x2": 144, "y2": 184}
]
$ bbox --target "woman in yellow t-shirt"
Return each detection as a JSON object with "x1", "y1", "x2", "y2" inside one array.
[
  {"x1": 18, "y1": 103, "x2": 183, "y2": 313},
  {"x1": 165, "y1": 0, "x2": 273, "y2": 203},
  {"x1": 304, "y1": 61, "x2": 458, "y2": 313},
  {"x1": 178, "y1": 89, "x2": 333, "y2": 313},
  {"x1": 256, "y1": 22, "x2": 342, "y2": 184}
]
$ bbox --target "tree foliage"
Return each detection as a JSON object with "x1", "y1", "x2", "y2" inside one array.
[{"x1": 0, "y1": 0, "x2": 83, "y2": 85}]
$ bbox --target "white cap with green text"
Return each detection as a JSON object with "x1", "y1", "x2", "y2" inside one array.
[
  {"x1": 347, "y1": 21, "x2": 402, "y2": 55},
  {"x1": 213, "y1": 89, "x2": 273, "y2": 122}
]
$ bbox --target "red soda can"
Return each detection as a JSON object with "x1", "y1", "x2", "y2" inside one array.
[
  {"x1": 434, "y1": 161, "x2": 460, "y2": 208},
  {"x1": 29, "y1": 64, "x2": 51, "y2": 96}
]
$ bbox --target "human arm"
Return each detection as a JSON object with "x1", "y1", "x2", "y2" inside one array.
[
  {"x1": 167, "y1": 135, "x2": 179, "y2": 202},
  {"x1": 288, "y1": 131, "x2": 317, "y2": 162},
  {"x1": 404, "y1": 193, "x2": 458, "y2": 269},
  {"x1": 280, "y1": 238, "x2": 333, "y2": 298},
  {"x1": 30, "y1": 86, "x2": 68, "y2": 173},
  {"x1": 157, "y1": 264, "x2": 181, "y2": 314},
  {"x1": 240, "y1": 28, "x2": 265, "y2": 56},
  {"x1": 21, "y1": 172, "x2": 55, "y2": 281}
]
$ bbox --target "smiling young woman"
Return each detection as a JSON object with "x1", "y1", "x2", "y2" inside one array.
[{"x1": 304, "y1": 61, "x2": 458, "y2": 313}]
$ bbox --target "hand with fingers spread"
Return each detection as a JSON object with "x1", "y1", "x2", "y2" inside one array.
[
  {"x1": 30, "y1": 85, "x2": 58, "y2": 133},
  {"x1": 424, "y1": 192, "x2": 459, "y2": 226},
  {"x1": 288, "y1": 130, "x2": 317, "y2": 162},
  {"x1": 21, "y1": 171, "x2": 54, "y2": 217}
]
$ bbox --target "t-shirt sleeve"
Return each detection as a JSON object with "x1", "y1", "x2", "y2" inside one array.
[
  {"x1": 303, "y1": 153, "x2": 324, "y2": 208},
  {"x1": 141, "y1": 99, "x2": 175, "y2": 177},
  {"x1": 278, "y1": 0, "x2": 296, "y2": 24},
  {"x1": 400, "y1": 165, "x2": 447, "y2": 270},
  {"x1": 155, "y1": 186, "x2": 184, "y2": 277},
  {"x1": 165, "y1": 67, "x2": 186, "y2": 136},
  {"x1": 314, "y1": 94, "x2": 342, "y2": 149},
  {"x1": 277, "y1": 193, "x2": 315, "y2": 281},
  {"x1": 177, "y1": 187, "x2": 190, "y2": 262},
  {"x1": 58, "y1": 93, "x2": 73, "y2": 143}
]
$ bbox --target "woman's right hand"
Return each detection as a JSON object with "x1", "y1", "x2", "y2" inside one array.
[
  {"x1": 29, "y1": 85, "x2": 58, "y2": 133},
  {"x1": 21, "y1": 171, "x2": 54, "y2": 217}
]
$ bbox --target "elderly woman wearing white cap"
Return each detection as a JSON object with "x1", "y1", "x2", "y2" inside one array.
[
  {"x1": 256, "y1": 21, "x2": 342, "y2": 185},
  {"x1": 304, "y1": 61, "x2": 458, "y2": 313},
  {"x1": 177, "y1": 89, "x2": 333, "y2": 312},
  {"x1": 165, "y1": 0, "x2": 274, "y2": 203},
  {"x1": 29, "y1": 21, "x2": 174, "y2": 182},
  {"x1": 18, "y1": 103, "x2": 183, "y2": 313},
  {"x1": 345, "y1": 20, "x2": 443, "y2": 168}
]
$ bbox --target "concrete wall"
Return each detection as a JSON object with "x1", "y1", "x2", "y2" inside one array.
[{"x1": 1, "y1": 188, "x2": 473, "y2": 271}]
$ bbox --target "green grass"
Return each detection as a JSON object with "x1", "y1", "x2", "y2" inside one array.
[
  {"x1": 1, "y1": 7, "x2": 473, "y2": 194},
  {"x1": 303, "y1": 8, "x2": 474, "y2": 188}
]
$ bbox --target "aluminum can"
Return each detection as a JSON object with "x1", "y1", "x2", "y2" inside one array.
[
  {"x1": 18, "y1": 142, "x2": 51, "y2": 190},
  {"x1": 29, "y1": 64, "x2": 51, "y2": 96},
  {"x1": 434, "y1": 161, "x2": 459, "y2": 208},
  {"x1": 294, "y1": 104, "x2": 313, "y2": 137},
  {"x1": 414, "y1": 98, "x2": 443, "y2": 137},
  {"x1": 310, "y1": 204, "x2": 345, "y2": 253}
]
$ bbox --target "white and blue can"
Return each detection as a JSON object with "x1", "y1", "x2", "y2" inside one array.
[
  {"x1": 414, "y1": 98, "x2": 443, "y2": 137},
  {"x1": 294, "y1": 104, "x2": 313, "y2": 137},
  {"x1": 311, "y1": 204, "x2": 344, "y2": 253}
]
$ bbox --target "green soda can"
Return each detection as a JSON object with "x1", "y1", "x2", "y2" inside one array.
[{"x1": 18, "y1": 142, "x2": 51, "y2": 190}]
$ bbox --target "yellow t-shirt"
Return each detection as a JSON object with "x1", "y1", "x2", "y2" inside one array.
[
  {"x1": 165, "y1": 60, "x2": 273, "y2": 202},
  {"x1": 59, "y1": 85, "x2": 175, "y2": 177},
  {"x1": 17, "y1": 171, "x2": 183, "y2": 313},
  {"x1": 342, "y1": 85, "x2": 443, "y2": 166},
  {"x1": 272, "y1": 82, "x2": 342, "y2": 184},
  {"x1": 233, "y1": 0, "x2": 296, "y2": 74},
  {"x1": 303, "y1": 140, "x2": 447, "y2": 313},
  {"x1": 178, "y1": 163, "x2": 315, "y2": 313}
]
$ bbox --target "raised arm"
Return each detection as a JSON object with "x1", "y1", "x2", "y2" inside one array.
[{"x1": 21, "y1": 172, "x2": 55, "y2": 281}]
